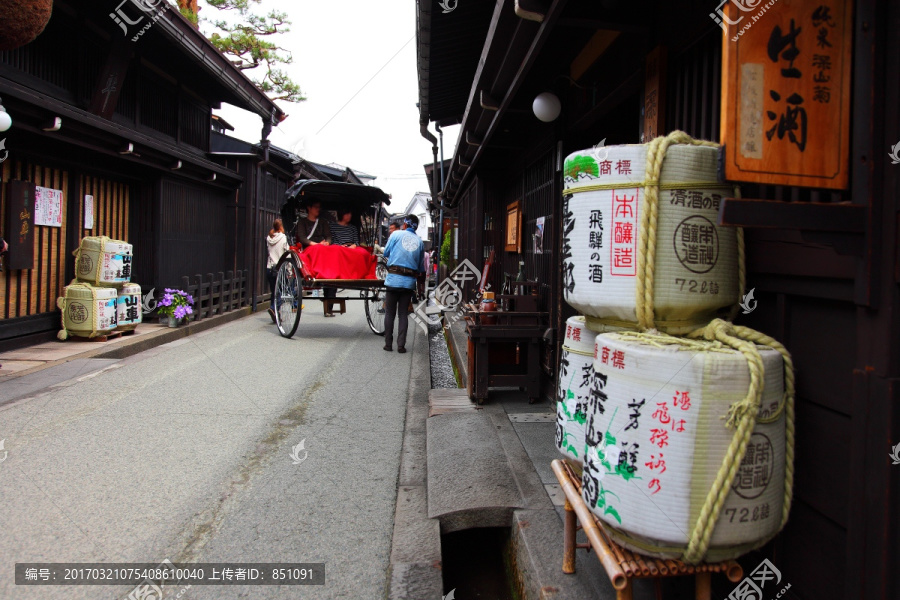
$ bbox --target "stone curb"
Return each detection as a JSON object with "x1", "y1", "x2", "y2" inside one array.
[
  {"x1": 386, "y1": 324, "x2": 444, "y2": 600},
  {"x1": 0, "y1": 305, "x2": 259, "y2": 382}
]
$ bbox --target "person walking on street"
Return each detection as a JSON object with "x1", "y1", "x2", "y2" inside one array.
[
  {"x1": 266, "y1": 218, "x2": 291, "y2": 322},
  {"x1": 382, "y1": 216, "x2": 424, "y2": 353}
]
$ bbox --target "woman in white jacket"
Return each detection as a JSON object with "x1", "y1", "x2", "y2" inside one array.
[{"x1": 266, "y1": 218, "x2": 291, "y2": 322}]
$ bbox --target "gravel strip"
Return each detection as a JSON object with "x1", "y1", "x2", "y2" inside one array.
[
  {"x1": 424, "y1": 290, "x2": 459, "y2": 389},
  {"x1": 429, "y1": 322, "x2": 458, "y2": 389}
]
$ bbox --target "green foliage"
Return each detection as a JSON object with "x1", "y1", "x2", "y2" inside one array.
[
  {"x1": 440, "y1": 230, "x2": 453, "y2": 265},
  {"x1": 564, "y1": 154, "x2": 599, "y2": 179},
  {"x1": 176, "y1": 0, "x2": 305, "y2": 103},
  {"x1": 179, "y1": 7, "x2": 199, "y2": 24}
]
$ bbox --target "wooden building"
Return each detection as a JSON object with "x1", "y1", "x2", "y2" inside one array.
[
  {"x1": 0, "y1": 0, "x2": 284, "y2": 348},
  {"x1": 416, "y1": 0, "x2": 898, "y2": 597}
]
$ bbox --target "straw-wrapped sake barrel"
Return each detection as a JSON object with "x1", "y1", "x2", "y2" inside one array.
[
  {"x1": 115, "y1": 282, "x2": 143, "y2": 332},
  {"x1": 582, "y1": 332, "x2": 788, "y2": 562},
  {"x1": 74, "y1": 236, "x2": 133, "y2": 286},
  {"x1": 57, "y1": 283, "x2": 118, "y2": 339},
  {"x1": 561, "y1": 137, "x2": 741, "y2": 334},
  {"x1": 555, "y1": 316, "x2": 595, "y2": 463}
]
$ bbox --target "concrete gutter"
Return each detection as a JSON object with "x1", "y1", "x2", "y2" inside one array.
[{"x1": 386, "y1": 323, "x2": 444, "y2": 600}]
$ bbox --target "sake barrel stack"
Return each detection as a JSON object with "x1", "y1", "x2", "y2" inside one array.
[
  {"x1": 115, "y1": 282, "x2": 143, "y2": 332},
  {"x1": 74, "y1": 236, "x2": 134, "y2": 286},
  {"x1": 562, "y1": 133, "x2": 741, "y2": 334},
  {"x1": 555, "y1": 316, "x2": 596, "y2": 464},
  {"x1": 56, "y1": 282, "x2": 118, "y2": 340},
  {"x1": 582, "y1": 331, "x2": 789, "y2": 563}
]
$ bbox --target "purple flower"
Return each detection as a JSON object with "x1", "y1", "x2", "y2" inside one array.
[
  {"x1": 186, "y1": 294, "x2": 194, "y2": 304},
  {"x1": 185, "y1": 305, "x2": 194, "y2": 315},
  {"x1": 174, "y1": 305, "x2": 187, "y2": 320},
  {"x1": 160, "y1": 294, "x2": 173, "y2": 307}
]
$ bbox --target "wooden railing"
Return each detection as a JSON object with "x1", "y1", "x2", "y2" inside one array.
[{"x1": 179, "y1": 270, "x2": 249, "y2": 320}]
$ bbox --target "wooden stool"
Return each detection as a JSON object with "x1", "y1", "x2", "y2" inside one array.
[
  {"x1": 550, "y1": 460, "x2": 744, "y2": 600},
  {"x1": 323, "y1": 299, "x2": 346, "y2": 315}
]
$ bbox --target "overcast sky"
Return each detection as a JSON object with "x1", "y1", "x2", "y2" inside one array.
[{"x1": 201, "y1": 0, "x2": 459, "y2": 213}]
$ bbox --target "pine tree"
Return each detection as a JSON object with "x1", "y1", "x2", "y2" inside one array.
[{"x1": 175, "y1": 0, "x2": 305, "y2": 103}]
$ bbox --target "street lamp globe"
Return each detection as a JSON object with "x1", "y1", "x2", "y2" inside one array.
[
  {"x1": 0, "y1": 105, "x2": 11, "y2": 132},
  {"x1": 532, "y1": 92, "x2": 561, "y2": 123}
]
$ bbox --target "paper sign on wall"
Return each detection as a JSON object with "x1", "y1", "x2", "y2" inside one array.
[
  {"x1": 34, "y1": 186, "x2": 63, "y2": 227},
  {"x1": 84, "y1": 195, "x2": 94, "y2": 229}
]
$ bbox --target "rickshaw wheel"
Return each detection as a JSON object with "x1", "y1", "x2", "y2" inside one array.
[
  {"x1": 364, "y1": 288, "x2": 386, "y2": 335},
  {"x1": 375, "y1": 257, "x2": 387, "y2": 280},
  {"x1": 274, "y1": 252, "x2": 302, "y2": 338}
]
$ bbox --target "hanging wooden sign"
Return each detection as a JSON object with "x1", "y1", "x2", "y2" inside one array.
[
  {"x1": 720, "y1": 0, "x2": 852, "y2": 190},
  {"x1": 5, "y1": 180, "x2": 35, "y2": 270}
]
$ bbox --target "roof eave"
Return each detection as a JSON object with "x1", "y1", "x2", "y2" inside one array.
[{"x1": 157, "y1": 8, "x2": 285, "y2": 124}]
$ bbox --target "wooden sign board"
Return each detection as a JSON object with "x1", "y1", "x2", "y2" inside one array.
[
  {"x1": 720, "y1": 0, "x2": 852, "y2": 190},
  {"x1": 5, "y1": 180, "x2": 35, "y2": 270},
  {"x1": 643, "y1": 46, "x2": 666, "y2": 142},
  {"x1": 505, "y1": 200, "x2": 522, "y2": 253}
]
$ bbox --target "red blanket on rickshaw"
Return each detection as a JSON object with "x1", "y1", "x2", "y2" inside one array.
[{"x1": 295, "y1": 244, "x2": 377, "y2": 280}]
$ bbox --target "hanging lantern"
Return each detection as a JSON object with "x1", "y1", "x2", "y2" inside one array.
[{"x1": 0, "y1": 0, "x2": 53, "y2": 51}]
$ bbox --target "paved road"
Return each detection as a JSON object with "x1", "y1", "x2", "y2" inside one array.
[{"x1": 0, "y1": 302, "x2": 416, "y2": 599}]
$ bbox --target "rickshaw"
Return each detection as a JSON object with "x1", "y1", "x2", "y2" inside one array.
[{"x1": 272, "y1": 179, "x2": 392, "y2": 338}]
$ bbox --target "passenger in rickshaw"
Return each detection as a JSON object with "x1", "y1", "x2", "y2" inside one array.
[
  {"x1": 295, "y1": 201, "x2": 331, "y2": 247},
  {"x1": 331, "y1": 206, "x2": 360, "y2": 248},
  {"x1": 382, "y1": 216, "x2": 425, "y2": 353}
]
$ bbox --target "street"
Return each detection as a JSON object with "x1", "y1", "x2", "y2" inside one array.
[{"x1": 0, "y1": 303, "x2": 413, "y2": 599}]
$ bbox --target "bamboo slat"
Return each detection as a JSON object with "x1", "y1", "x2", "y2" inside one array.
[{"x1": 555, "y1": 459, "x2": 742, "y2": 582}]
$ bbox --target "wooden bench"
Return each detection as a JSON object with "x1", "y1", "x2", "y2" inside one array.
[{"x1": 550, "y1": 459, "x2": 744, "y2": 600}]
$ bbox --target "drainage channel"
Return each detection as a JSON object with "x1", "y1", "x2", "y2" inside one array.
[
  {"x1": 428, "y1": 317, "x2": 519, "y2": 599},
  {"x1": 440, "y1": 527, "x2": 518, "y2": 600}
]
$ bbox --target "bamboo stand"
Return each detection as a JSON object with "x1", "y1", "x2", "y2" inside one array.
[{"x1": 551, "y1": 460, "x2": 744, "y2": 600}]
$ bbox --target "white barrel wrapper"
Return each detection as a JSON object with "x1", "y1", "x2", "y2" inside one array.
[
  {"x1": 582, "y1": 332, "x2": 786, "y2": 561},
  {"x1": 116, "y1": 282, "x2": 143, "y2": 331},
  {"x1": 562, "y1": 144, "x2": 739, "y2": 333},
  {"x1": 555, "y1": 316, "x2": 595, "y2": 463}
]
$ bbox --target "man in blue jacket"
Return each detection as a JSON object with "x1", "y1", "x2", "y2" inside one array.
[{"x1": 382, "y1": 215, "x2": 424, "y2": 353}]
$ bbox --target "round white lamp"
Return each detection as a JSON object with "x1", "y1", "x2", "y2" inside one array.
[
  {"x1": 0, "y1": 100, "x2": 11, "y2": 132},
  {"x1": 532, "y1": 92, "x2": 561, "y2": 122}
]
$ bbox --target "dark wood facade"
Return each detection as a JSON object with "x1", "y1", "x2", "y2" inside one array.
[
  {"x1": 0, "y1": 0, "x2": 284, "y2": 348},
  {"x1": 417, "y1": 0, "x2": 899, "y2": 597}
]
